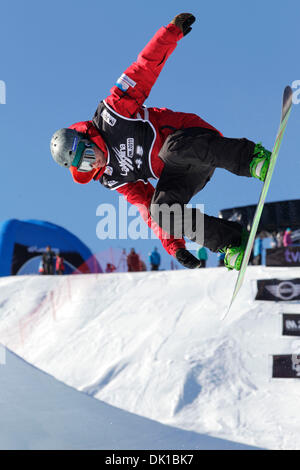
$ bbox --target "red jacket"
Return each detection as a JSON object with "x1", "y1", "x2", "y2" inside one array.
[
  {"x1": 127, "y1": 251, "x2": 141, "y2": 272},
  {"x1": 283, "y1": 231, "x2": 292, "y2": 247},
  {"x1": 55, "y1": 255, "x2": 65, "y2": 271},
  {"x1": 69, "y1": 23, "x2": 221, "y2": 257}
]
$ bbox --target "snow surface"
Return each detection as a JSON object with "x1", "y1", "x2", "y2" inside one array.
[
  {"x1": 2, "y1": 349, "x2": 258, "y2": 450},
  {"x1": 1, "y1": 267, "x2": 300, "y2": 449}
]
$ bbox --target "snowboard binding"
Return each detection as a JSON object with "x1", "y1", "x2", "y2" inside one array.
[
  {"x1": 220, "y1": 229, "x2": 249, "y2": 271},
  {"x1": 250, "y1": 143, "x2": 272, "y2": 182}
]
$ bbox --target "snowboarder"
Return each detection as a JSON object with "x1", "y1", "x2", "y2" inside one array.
[{"x1": 50, "y1": 13, "x2": 271, "y2": 271}]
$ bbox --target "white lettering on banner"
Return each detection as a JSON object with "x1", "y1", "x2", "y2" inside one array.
[
  {"x1": 286, "y1": 320, "x2": 300, "y2": 331},
  {"x1": 27, "y1": 246, "x2": 59, "y2": 253},
  {"x1": 266, "y1": 281, "x2": 300, "y2": 301}
]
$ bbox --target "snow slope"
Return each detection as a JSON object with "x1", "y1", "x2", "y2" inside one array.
[
  {"x1": 2, "y1": 348, "x2": 258, "y2": 450},
  {"x1": 0, "y1": 267, "x2": 300, "y2": 449}
]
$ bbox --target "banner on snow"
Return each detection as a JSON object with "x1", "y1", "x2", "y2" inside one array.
[
  {"x1": 255, "y1": 279, "x2": 300, "y2": 302},
  {"x1": 266, "y1": 246, "x2": 300, "y2": 267},
  {"x1": 282, "y1": 314, "x2": 300, "y2": 336},
  {"x1": 272, "y1": 354, "x2": 300, "y2": 378}
]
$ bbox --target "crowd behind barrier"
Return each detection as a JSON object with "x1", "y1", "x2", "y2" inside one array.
[{"x1": 38, "y1": 227, "x2": 300, "y2": 276}]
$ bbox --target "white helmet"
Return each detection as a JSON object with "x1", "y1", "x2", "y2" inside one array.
[{"x1": 50, "y1": 128, "x2": 96, "y2": 172}]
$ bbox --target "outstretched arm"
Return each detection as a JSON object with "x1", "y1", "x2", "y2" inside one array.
[{"x1": 106, "y1": 14, "x2": 195, "y2": 118}]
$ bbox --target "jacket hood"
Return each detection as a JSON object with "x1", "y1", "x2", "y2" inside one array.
[{"x1": 68, "y1": 121, "x2": 108, "y2": 184}]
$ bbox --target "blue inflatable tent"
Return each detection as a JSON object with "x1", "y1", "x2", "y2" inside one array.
[{"x1": 0, "y1": 219, "x2": 102, "y2": 276}]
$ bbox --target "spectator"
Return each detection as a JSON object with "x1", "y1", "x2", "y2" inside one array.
[
  {"x1": 197, "y1": 246, "x2": 208, "y2": 268},
  {"x1": 105, "y1": 263, "x2": 116, "y2": 273},
  {"x1": 276, "y1": 231, "x2": 284, "y2": 248},
  {"x1": 270, "y1": 232, "x2": 277, "y2": 249},
  {"x1": 42, "y1": 245, "x2": 55, "y2": 275},
  {"x1": 149, "y1": 247, "x2": 161, "y2": 271},
  {"x1": 38, "y1": 260, "x2": 44, "y2": 275},
  {"x1": 217, "y1": 251, "x2": 225, "y2": 267},
  {"x1": 283, "y1": 228, "x2": 292, "y2": 247},
  {"x1": 127, "y1": 248, "x2": 141, "y2": 272},
  {"x1": 55, "y1": 252, "x2": 65, "y2": 275},
  {"x1": 253, "y1": 236, "x2": 263, "y2": 265}
]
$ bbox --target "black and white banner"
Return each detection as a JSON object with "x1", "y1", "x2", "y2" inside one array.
[
  {"x1": 255, "y1": 279, "x2": 300, "y2": 301},
  {"x1": 266, "y1": 246, "x2": 300, "y2": 267},
  {"x1": 282, "y1": 314, "x2": 300, "y2": 336},
  {"x1": 272, "y1": 355, "x2": 300, "y2": 378}
]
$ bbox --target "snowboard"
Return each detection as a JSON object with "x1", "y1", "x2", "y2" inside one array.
[{"x1": 223, "y1": 86, "x2": 293, "y2": 319}]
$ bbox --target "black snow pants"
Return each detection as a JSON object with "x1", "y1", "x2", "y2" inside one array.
[{"x1": 150, "y1": 127, "x2": 255, "y2": 252}]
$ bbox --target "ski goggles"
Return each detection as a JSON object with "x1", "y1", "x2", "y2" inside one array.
[{"x1": 71, "y1": 137, "x2": 96, "y2": 172}]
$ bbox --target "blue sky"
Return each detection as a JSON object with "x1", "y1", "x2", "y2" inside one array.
[{"x1": 1, "y1": 0, "x2": 299, "y2": 269}]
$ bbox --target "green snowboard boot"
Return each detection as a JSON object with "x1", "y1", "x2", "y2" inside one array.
[
  {"x1": 220, "y1": 229, "x2": 249, "y2": 271},
  {"x1": 250, "y1": 143, "x2": 272, "y2": 182}
]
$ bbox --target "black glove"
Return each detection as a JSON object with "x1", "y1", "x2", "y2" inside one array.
[
  {"x1": 176, "y1": 248, "x2": 202, "y2": 269},
  {"x1": 170, "y1": 13, "x2": 196, "y2": 36}
]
